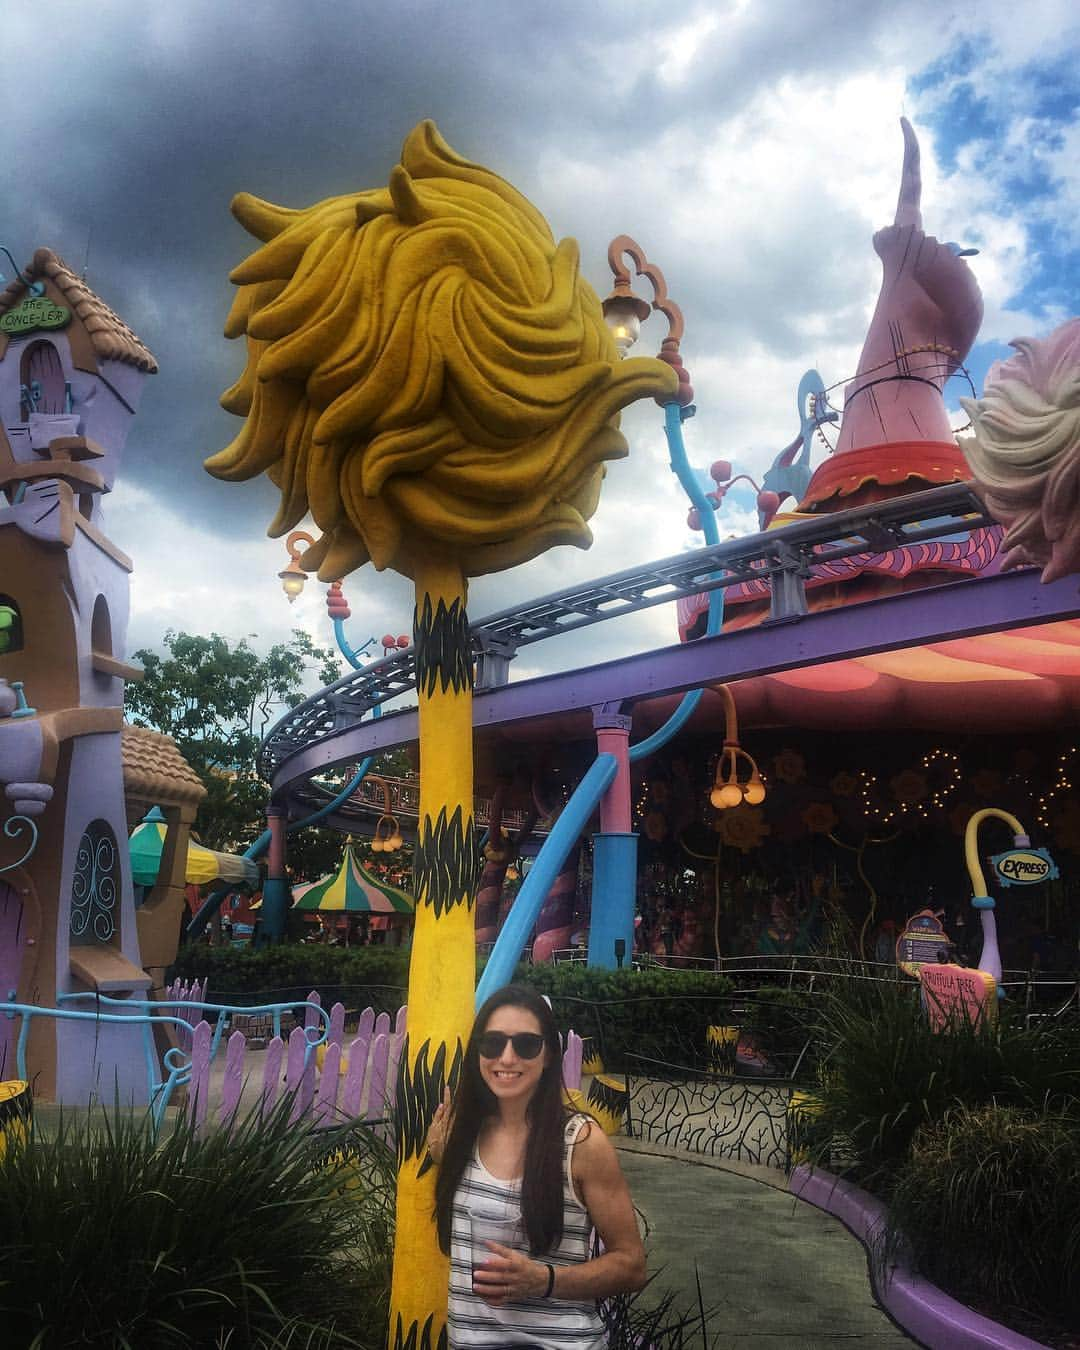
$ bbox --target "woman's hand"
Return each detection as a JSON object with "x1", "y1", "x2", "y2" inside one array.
[
  {"x1": 426, "y1": 1087, "x2": 452, "y2": 1164},
  {"x1": 472, "y1": 1242, "x2": 549, "y2": 1304}
]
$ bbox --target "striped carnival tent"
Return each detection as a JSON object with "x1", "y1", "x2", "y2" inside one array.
[
  {"x1": 292, "y1": 845, "x2": 415, "y2": 914},
  {"x1": 129, "y1": 806, "x2": 259, "y2": 888}
]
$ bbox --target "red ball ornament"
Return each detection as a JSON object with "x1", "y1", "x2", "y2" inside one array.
[
  {"x1": 710, "y1": 460, "x2": 732, "y2": 484},
  {"x1": 687, "y1": 507, "x2": 701, "y2": 531},
  {"x1": 757, "y1": 489, "x2": 781, "y2": 524}
]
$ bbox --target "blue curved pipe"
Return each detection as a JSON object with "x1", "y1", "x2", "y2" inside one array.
[
  {"x1": 476, "y1": 754, "x2": 617, "y2": 1006},
  {"x1": 333, "y1": 617, "x2": 376, "y2": 669},
  {"x1": 480, "y1": 401, "x2": 730, "y2": 992},
  {"x1": 630, "y1": 400, "x2": 724, "y2": 758}
]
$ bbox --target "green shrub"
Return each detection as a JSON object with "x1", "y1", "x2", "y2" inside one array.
[
  {"x1": 805, "y1": 976, "x2": 1080, "y2": 1192},
  {"x1": 0, "y1": 1100, "x2": 393, "y2": 1348},
  {"x1": 517, "y1": 965, "x2": 734, "y2": 1072},
  {"x1": 171, "y1": 948, "x2": 734, "y2": 1071},
  {"x1": 169, "y1": 943, "x2": 409, "y2": 1014},
  {"x1": 886, "y1": 1104, "x2": 1080, "y2": 1335}
]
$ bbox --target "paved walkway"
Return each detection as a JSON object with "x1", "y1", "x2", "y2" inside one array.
[{"x1": 616, "y1": 1139, "x2": 915, "y2": 1348}]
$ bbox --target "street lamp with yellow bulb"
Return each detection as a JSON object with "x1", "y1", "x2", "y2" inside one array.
[{"x1": 278, "y1": 530, "x2": 316, "y2": 603}]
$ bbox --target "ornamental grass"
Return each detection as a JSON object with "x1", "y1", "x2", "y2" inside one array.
[
  {"x1": 884, "y1": 1103, "x2": 1080, "y2": 1336},
  {"x1": 0, "y1": 1097, "x2": 393, "y2": 1349},
  {"x1": 802, "y1": 974, "x2": 1080, "y2": 1194}
]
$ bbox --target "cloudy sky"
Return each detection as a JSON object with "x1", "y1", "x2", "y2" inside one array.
[{"x1": 5, "y1": 0, "x2": 1077, "y2": 700}]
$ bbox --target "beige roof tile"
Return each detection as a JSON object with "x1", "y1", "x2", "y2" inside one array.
[
  {"x1": 122, "y1": 725, "x2": 206, "y2": 807},
  {"x1": 0, "y1": 247, "x2": 157, "y2": 373}
]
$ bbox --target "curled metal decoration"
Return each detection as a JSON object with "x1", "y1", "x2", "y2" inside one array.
[
  {"x1": 70, "y1": 820, "x2": 119, "y2": 943},
  {"x1": 606, "y1": 233, "x2": 685, "y2": 347},
  {"x1": 0, "y1": 814, "x2": 38, "y2": 875}
]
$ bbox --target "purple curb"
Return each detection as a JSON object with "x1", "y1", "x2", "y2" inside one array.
[{"x1": 789, "y1": 1165, "x2": 1051, "y2": 1350}]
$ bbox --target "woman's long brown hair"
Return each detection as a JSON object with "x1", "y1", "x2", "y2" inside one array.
[{"x1": 434, "y1": 984, "x2": 574, "y2": 1256}]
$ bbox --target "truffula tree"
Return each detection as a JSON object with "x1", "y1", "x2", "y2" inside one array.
[{"x1": 206, "y1": 121, "x2": 675, "y2": 1348}]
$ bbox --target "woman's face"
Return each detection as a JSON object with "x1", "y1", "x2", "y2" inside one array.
[{"x1": 476, "y1": 1005, "x2": 548, "y2": 1106}]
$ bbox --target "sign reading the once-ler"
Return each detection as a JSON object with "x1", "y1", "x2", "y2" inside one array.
[
  {"x1": 896, "y1": 908, "x2": 950, "y2": 977},
  {"x1": 920, "y1": 963, "x2": 997, "y2": 1031},
  {"x1": 0, "y1": 295, "x2": 71, "y2": 336},
  {"x1": 989, "y1": 847, "x2": 1058, "y2": 888}
]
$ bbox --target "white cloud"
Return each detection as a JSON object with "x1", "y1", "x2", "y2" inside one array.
[
  {"x1": 64, "y1": 1, "x2": 1078, "y2": 721},
  {"x1": 106, "y1": 480, "x2": 416, "y2": 696}
]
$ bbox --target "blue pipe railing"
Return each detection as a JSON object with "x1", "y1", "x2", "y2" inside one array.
[{"x1": 7, "y1": 993, "x2": 330, "y2": 1129}]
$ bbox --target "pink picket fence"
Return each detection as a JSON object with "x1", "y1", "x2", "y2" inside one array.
[
  {"x1": 175, "y1": 987, "x2": 585, "y2": 1135},
  {"x1": 162, "y1": 977, "x2": 208, "y2": 1047},
  {"x1": 185, "y1": 993, "x2": 406, "y2": 1133}
]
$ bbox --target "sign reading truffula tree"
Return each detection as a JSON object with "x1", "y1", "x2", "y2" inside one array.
[{"x1": 920, "y1": 962, "x2": 997, "y2": 1031}]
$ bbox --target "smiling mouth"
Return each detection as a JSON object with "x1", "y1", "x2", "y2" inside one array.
[{"x1": 492, "y1": 1070, "x2": 521, "y2": 1080}]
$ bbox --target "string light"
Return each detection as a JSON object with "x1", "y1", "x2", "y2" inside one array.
[{"x1": 1036, "y1": 745, "x2": 1076, "y2": 830}]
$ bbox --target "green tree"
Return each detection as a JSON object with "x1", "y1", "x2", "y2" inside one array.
[{"x1": 125, "y1": 629, "x2": 342, "y2": 851}]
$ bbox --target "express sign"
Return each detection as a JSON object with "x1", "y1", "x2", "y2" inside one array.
[{"x1": 989, "y1": 848, "x2": 1058, "y2": 888}]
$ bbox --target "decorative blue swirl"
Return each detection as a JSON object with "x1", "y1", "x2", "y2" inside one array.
[{"x1": 0, "y1": 814, "x2": 38, "y2": 875}]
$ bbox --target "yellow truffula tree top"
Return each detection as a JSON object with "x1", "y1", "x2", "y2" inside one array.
[
  {"x1": 207, "y1": 120, "x2": 676, "y2": 1350},
  {"x1": 207, "y1": 118, "x2": 673, "y2": 580}
]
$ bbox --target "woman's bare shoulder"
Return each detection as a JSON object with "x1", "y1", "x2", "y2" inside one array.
[{"x1": 569, "y1": 1115, "x2": 619, "y2": 1170}]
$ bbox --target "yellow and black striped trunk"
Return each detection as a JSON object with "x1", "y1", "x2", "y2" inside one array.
[{"x1": 390, "y1": 557, "x2": 476, "y2": 1350}]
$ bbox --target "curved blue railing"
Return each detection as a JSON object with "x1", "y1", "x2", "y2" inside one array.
[{"x1": 12, "y1": 991, "x2": 333, "y2": 1128}]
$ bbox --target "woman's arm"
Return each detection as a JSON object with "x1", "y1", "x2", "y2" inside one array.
[
  {"x1": 554, "y1": 1123, "x2": 646, "y2": 1297},
  {"x1": 473, "y1": 1124, "x2": 646, "y2": 1304}
]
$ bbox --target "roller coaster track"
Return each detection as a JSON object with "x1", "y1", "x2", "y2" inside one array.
[
  {"x1": 260, "y1": 480, "x2": 1080, "y2": 809},
  {"x1": 260, "y1": 482, "x2": 992, "y2": 779}
]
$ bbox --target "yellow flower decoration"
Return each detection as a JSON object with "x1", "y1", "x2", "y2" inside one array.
[
  {"x1": 802, "y1": 802, "x2": 840, "y2": 835},
  {"x1": 717, "y1": 805, "x2": 770, "y2": 853},
  {"x1": 773, "y1": 749, "x2": 806, "y2": 785},
  {"x1": 830, "y1": 771, "x2": 858, "y2": 798},
  {"x1": 890, "y1": 770, "x2": 928, "y2": 805}
]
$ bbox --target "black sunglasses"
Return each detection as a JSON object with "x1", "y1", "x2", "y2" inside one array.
[{"x1": 475, "y1": 1031, "x2": 545, "y2": 1060}]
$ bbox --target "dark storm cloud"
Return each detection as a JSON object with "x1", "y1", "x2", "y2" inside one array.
[
  {"x1": 3, "y1": 0, "x2": 933, "y2": 528},
  {"x1": 0, "y1": 0, "x2": 1058, "y2": 558},
  {"x1": 4, "y1": 0, "x2": 680, "y2": 532}
]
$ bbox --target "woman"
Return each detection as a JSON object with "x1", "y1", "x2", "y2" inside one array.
[{"x1": 429, "y1": 984, "x2": 646, "y2": 1347}]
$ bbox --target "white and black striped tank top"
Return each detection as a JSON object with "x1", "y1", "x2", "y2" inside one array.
[{"x1": 448, "y1": 1113, "x2": 607, "y2": 1349}]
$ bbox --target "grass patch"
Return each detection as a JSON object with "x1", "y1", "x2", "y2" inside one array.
[{"x1": 0, "y1": 1097, "x2": 393, "y2": 1348}]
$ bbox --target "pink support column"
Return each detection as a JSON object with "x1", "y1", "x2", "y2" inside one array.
[
  {"x1": 266, "y1": 805, "x2": 287, "y2": 879},
  {"x1": 594, "y1": 711, "x2": 633, "y2": 833}
]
